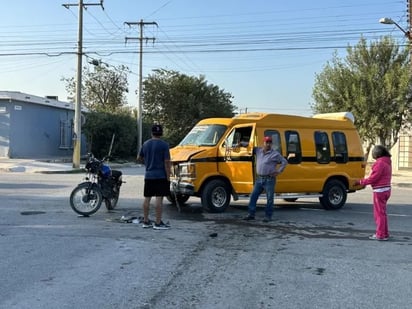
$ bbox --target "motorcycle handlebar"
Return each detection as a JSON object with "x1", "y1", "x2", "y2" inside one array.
[{"x1": 85, "y1": 153, "x2": 113, "y2": 163}]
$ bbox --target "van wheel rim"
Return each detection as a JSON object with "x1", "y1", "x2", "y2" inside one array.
[
  {"x1": 329, "y1": 188, "x2": 343, "y2": 204},
  {"x1": 212, "y1": 188, "x2": 227, "y2": 207}
]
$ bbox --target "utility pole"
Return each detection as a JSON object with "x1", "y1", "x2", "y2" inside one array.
[
  {"x1": 63, "y1": 0, "x2": 104, "y2": 168},
  {"x1": 125, "y1": 20, "x2": 158, "y2": 155},
  {"x1": 408, "y1": 0, "x2": 412, "y2": 71}
]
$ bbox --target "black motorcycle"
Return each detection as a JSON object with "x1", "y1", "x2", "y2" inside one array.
[{"x1": 69, "y1": 153, "x2": 123, "y2": 216}]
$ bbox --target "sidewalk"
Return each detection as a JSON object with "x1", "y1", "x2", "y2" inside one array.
[
  {"x1": 391, "y1": 169, "x2": 412, "y2": 188},
  {"x1": 0, "y1": 158, "x2": 411, "y2": 188}
]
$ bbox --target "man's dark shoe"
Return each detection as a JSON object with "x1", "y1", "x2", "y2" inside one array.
[
  {"x1": 142, "y1": 220, "x2": 153, "y2": 228},
  {"x1": 153, "y1": 220, "x2": 170, "y2": 230},
  {"x1": 262, "y1": 216, "x2": 272, "y2": 223},
  {"x1": 243, "y1": 215, "x2": 255, "y2": 221}
]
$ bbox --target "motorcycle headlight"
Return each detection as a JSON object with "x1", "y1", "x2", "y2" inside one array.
[{"x1": 86, "y1": 161, "x2": 100, "y2": 174}]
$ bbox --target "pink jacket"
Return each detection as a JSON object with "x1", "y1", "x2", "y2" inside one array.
[{"x1": 359, "y1": 156, "x2": 392, "y2": 189}]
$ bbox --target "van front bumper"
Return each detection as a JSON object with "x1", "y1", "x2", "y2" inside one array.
[{"x1": 170, "y1": 180, "x2": 195, "y2": 195}]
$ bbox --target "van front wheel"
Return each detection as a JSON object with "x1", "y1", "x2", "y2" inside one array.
[
  {"x1": 166, "y1": 194, "x2": 190, "y2": 205},
  {"x1": 319, "y1": 179, "x2": 347, "y2": 210},
  {"x1": 201, "y1": 179, "x2": 231, "y2": 213}
]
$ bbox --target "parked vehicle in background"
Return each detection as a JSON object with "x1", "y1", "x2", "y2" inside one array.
[{"x1": 169, "y1": 112, "x2": 366, "y2": 213}]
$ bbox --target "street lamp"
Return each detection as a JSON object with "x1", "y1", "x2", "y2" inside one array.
[
  {"x1": 379, "y1": 17, "x2": 412, "y2": 39},
  {"x1": 380, "y1": 17, "x2": 412, "y2": 72}
]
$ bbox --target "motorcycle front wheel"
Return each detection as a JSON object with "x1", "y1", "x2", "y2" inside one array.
[{"x1": 70, "y1": 182, "x2": 103, "y2": 216}]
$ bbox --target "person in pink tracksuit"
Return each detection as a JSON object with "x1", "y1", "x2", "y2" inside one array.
[{"x1": 355, "y1": 145, "x2": 392, "y2": 241}]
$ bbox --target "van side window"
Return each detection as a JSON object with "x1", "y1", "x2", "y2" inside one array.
[
  {"x1": 332, "y1": 132, "x2": 348, "y2": 163},
  {"x1": 224, "y1": 126, "x2": 253, "y2": 148},
  {"x1": 285, "y1": 130, "x2": 301, "y2": 164},
  {"x1": 264, "y1": 130, "x2": 282, "y2": 154},
  {"x1": 314, "y1": 131, "x2": 330, "y2": 163}
]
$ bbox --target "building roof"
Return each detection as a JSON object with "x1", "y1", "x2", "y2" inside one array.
[{"x1": 0, "y1": 91, "x2": 76, "y2": 111}]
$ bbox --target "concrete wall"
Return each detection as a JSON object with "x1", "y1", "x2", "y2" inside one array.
[{"x1": 391, "y1": 133, "x2": 412, "y2": 171}]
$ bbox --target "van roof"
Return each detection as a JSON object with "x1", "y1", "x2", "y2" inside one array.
[
  {"x1": 235, "y1": 111, "x2": 354, "y2": 122},
  {"x1": 198, "y1": 112, "x2": 356, "y2": 129}
]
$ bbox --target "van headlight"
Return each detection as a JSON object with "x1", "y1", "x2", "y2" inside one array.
[{"x1": 179, "y1": 163, "x2": 196, "y2": 178}]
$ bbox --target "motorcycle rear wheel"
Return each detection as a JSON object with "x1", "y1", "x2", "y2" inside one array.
[
  {"x1": 70, "y1": 182, "x2": 103, "y2": 216},
  {"x1": 105, "y1": 193, "x2": 119, "y2": 210}
]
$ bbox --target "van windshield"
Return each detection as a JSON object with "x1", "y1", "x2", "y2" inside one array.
[{"x1": 179, "y1": 124, "x2": 227, "y2": 146}]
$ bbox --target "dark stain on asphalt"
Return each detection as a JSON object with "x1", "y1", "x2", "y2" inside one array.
[
  {"x1": 306, "y1": 267, "x2": 326, "y2": 275},
  {"x1": 20, "y1": 211, "x2": 46, "y2": 215},
  {"x1": 207, "y1": 218, "x2": 412, "y2": 242}
]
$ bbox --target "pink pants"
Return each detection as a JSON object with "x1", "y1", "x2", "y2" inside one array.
[{"x1": 372, "y1": 190, "x2": 391, "y2": 238}]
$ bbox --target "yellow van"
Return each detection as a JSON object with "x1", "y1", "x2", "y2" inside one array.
[{"x1": 169, "y1": 112, "x2": 366, "y2": 212}]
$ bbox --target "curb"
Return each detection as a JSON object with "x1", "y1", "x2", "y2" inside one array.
[
  {"x1": 37, "y1": 169, "x2": 85, "y2": 174},
  {"x1": 35, "y1": 163, "x2": 139, "y2": 174},
  {"x1": 36, "y1": 163, "x2": 140, "y2": 174},
  {"x1": 394, "y1": 183, "x2": 412, "y2": 188},
  {"x1": 0, "y1": 162, "x2": 141, "y2": 174}
]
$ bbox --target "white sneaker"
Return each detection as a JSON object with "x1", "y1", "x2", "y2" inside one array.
[{"x1": 368, "y1": 234, "x2": 388, "y2": 241}]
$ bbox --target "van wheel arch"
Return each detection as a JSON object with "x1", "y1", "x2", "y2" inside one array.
[{"x1": 319, "y1": 179, "x2": 347, "y2": 210}]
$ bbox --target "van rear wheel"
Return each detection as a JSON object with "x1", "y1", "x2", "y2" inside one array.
[
  {"x1": 201, "y1": 179, "x2": 231, "y2": 213},
  {"x1": 319, "y1": 179, "x2": 347, "y2": 210}
]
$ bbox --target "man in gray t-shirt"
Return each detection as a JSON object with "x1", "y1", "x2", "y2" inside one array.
[{"x1": 243, "y1": 136, "x2": 288, "y2": 222}]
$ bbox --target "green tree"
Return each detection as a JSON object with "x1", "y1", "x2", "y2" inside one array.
[
  {"x1": 62, "y1": 63, "x2": 137, "y2": 159},
  {"x1": 312, "y1": 36, "x2": 411, "y2": 154},
  {"x1": 142, "y1": 69, "x2": 236, "y2": 146},
  {"x1": 83, "y1": 110, "x2": 137, "y2": 159},
  {"x1": 62, "y1": 64, "x2": 130, "y2": 112}
]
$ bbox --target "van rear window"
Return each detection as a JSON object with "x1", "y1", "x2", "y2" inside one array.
[{"x1": 332, "y1": 132, "x2": 348, "y2": 163}]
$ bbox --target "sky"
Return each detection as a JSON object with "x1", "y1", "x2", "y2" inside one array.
[{"x1": 0, "y1": 0, "x2": 408, "y2": 116}]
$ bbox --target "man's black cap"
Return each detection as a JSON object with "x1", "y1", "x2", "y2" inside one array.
[{"x1": 152, "y1": 124, "x2": 163, "y2": 136}]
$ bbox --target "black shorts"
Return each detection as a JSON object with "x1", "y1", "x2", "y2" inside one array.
[{"x1": 144, "y1": 178, "x2": 170, "y2": 197}]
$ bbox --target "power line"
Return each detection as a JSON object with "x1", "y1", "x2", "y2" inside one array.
[{"x1": 0, "y1": 1, "x2": 408, "y2": 106}]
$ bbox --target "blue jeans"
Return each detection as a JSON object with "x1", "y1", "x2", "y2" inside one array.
[{"x1": 248, "y1": 176, "x2": 276, "y2": 218}]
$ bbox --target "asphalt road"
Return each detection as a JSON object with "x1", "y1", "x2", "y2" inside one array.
[{"x1": 1, "y1": 167, "x2": 412, "y2": 309}]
